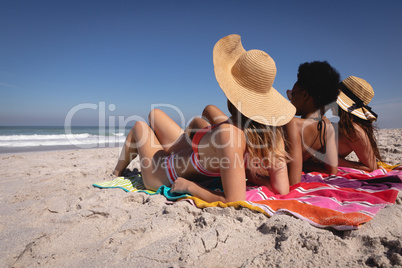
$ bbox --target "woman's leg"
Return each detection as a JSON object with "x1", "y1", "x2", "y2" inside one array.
[
  {"x1": 133, "y1": 121, "x2": 171, "y2": 190},
  {"x1": 148, "y1": 109, "x2": 191, "y2": 154},
  {"x1": 184, "y1": 105, "x2": 227, "y2": 139},
  {"x1": 113, "y1": 127, "x2": 138, "y2": 176},
  {"x1": 184, "y1": 116, "x2": 210, "y2": 139},
  {"x1": 202, "y1": 105, "x2": 228, "y2": 124},
  {"x1": 113, "y1": 108, "x2": 187, "y2": 176}
]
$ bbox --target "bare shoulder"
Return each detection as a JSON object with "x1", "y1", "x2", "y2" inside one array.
[
  {"x1": 284, "y1": 118, "x2": 304, "y2": 144},
  {"x1": 352, "y1": 123, "x2": 369, "y2": 141},
  {"x1": 213, "y1": 123, "x2": 246, "y2": 147},
  {"x1": 286, "y1": 117, "x2": 322, "y2": 135},
  {"x1": 285, "y1": 117, "x2": 302, "y2": 131},
  {"x1": 321, "y1": 117, "x2": 335, "y2": 133},
  {"x1": 322, "y1": 116, "x2": 334, "y2": 126}
]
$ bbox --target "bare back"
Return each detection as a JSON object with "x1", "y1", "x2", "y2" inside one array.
[
  {"x1": 286, "y1": 116, "x2": 338, "y2": 185},
  {"x1": 337, "y1": 122, "x2": 377, "y2": 171}
]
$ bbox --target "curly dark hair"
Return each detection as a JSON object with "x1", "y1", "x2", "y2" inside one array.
[{"x1": 297, "y1": 61, "x2": 341, "y2": 108}]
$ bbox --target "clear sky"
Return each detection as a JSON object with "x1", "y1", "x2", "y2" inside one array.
[{"x1": 1, "y1": 0, "x2": 401, "y2": 128}]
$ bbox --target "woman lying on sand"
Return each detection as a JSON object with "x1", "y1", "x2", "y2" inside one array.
[
  {"x1": 334, "y1": 76, "x2": 382, "y2": 171},
  {"x1": 113, "y1": 34, "x2": 296, "y2": 202},
  {"x1": 285, "y1": 61, "x2": 340, "y2": 185}
]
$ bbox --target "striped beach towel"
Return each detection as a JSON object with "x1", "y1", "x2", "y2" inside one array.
[
  {"x1": 93, "y1": 175, "x2": 190, "y2": 200},
  {"x1": 94, "y1": 166, "x2": 402, "y2": 230},
  {"x1": 184, "y1": 167, "x2": 402, "y2": 230}
]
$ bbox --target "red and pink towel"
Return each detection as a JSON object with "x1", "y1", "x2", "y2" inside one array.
[{"x1": 185, "y1": 167, "x2": 402, "y2": 230}]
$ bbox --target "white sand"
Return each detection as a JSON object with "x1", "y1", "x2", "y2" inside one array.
[{"x1": 0, "y1": 129, "x2": 401, "y2": 267}]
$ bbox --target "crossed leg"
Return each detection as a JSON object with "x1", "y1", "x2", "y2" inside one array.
[
  {"x1": 149, "y1": 106, "x2": 228, "y2": 151},
  {"x1": 202, "y1": 105, "x2": 228, "y2": 125},
  {"x1": 113, "y1": 106, "x2": 227, "y2": 177},
  {"x1": 113, "y1": 108, "x2": 198, "y2": 177},
  {"x1": 113, "y1": 118, "x2": 177, "y2": 189},
  {"x1": 130, "y1": 121, "x2": 172, "y2": 190},
  {"x1": 113, "y1": 126, "x2": 139, "y2": 176},
  {"x1": 148, "y1": 109, "x2": 191, "y2": 154},
  {"x1": 113, "y1": 109, "x2": 188, "y2": 176}
]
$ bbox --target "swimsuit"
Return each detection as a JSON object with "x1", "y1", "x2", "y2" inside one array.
[
  {"x1": 165, "y1": 122, "x2": 248, "y2": 186},
  {"x1": 165, "y1": 154, "x2": 179, "y2": 186},
  {"x1": 164, "y1": 123, "x2": 223, "y2": 186},
  {"x1": 311, "y1": 115, "x2": 327, "y2": 155},
  {"x1": 190, "y1": 123, "x2": 223, "y2": 177},
  {"x1": 305, "y1": 116, "x2": 327, "y2": 162}
]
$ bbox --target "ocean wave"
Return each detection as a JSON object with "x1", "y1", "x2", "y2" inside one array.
[
  {"x1": 0, "y1": 134, "x2": 126, "y2": 148},
  {"x1": 0, "y1": 133, "x2": 91, "y2": 141}
]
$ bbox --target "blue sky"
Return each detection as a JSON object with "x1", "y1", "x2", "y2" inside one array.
[{"x1": 1, "y1": 0, "x2": 401, "y2": 128}]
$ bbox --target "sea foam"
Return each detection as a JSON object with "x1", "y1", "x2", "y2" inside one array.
[{"x1": 0, "y1": 133, "x2": 125, "y2": 148}]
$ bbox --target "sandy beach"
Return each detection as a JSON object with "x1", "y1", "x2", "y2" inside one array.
[{"x1": 0, "y1": 128, "x2": 401, "y2": 267}]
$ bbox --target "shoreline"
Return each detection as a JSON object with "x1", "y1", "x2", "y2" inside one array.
[
  {"x1": 1, "y1": 127, "x2": 401, "y2": 164},
  {"x1": 0, "y1": 144, "x2": 122, "y2": 155}
]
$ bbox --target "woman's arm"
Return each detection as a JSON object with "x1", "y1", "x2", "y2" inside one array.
[
  {"x1": 172, "y1": 124, "x2": 247, "y2": 203},
  {"x1": 322, "y1": 123, "x2": 338, "y2": 174},
  {"x1": 285, "y1": 118, "x2": 303, "y2": 186},
  {"x1": 214, "y1": 124, "x2": 247, "y2": 202},
  {"x1": 269, "y1": 162, "x2": 290, "y2": 195},
  {"x1": 171, "y1": 177, "x2": 226, "y2": 203},
  {"x1": 339, "y1": 128, "x2": 377, "y2": 171},
  {"x1": 338, "y1": 157, "x2": 375, "y2": 171}
]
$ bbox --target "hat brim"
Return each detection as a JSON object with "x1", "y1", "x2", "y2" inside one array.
[
  {"x1": 337, "y1": 91, "x2": 377, "y2": 121},
  {"x1": 213, "y1": 34, "x2": 295, "y2": 126}
]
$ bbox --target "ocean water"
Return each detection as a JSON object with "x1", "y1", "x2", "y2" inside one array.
[{"x1": 0, "y1": 126, "x2": 130, "y2": 153}]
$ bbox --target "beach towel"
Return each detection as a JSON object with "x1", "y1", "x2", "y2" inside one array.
[
  {"x1": 378, "y1": 161, "x2": 402, "y2": 170},
  {"x1": 93, "y1": 166, "x2": 402, "y2": 230},
  {"x1": 93, "y1": 175, "x2": 190, "y2": 200}
]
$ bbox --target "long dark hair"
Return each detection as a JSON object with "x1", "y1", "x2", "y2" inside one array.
[{"x1": 338, "y1": 107, "x2": 382, "y2": 161}]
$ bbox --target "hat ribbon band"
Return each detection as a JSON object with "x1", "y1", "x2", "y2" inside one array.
[{"x1": 339, "y1": 82, "x2": 378, "y2": 119}]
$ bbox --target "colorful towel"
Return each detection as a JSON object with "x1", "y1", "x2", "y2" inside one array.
[
  {"x1": 378, "y1": 161, "x2": 402, "y2": 170},
  {"x1": 93, "y1": 167, "x2": 402, "y2": 230},
  {"x1": 93, "y1": 175, "x2": 190, "y2": 200}
]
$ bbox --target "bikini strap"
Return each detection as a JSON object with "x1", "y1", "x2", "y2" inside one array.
[
  {"x1": 316, "y1": 112, "x2": 327, "y2": 155},
  {"x1": 317, "y1": 119, "x2": 326, "y2": 154},
  {"x1": 192, "y1": 122, "x2": 225, "y2": 156}
]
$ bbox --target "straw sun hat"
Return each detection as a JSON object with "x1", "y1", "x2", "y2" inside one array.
[
  {"x1": 213, "y1": 34, "x2": 296, "y2": 126},
  {"x1": 337, "y1": 76, "x2": 377, "y2": 121}
]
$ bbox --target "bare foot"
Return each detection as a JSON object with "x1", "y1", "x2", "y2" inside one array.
[{"x1": 112, "y1": 169, "x2": 121, "y2": 177}]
